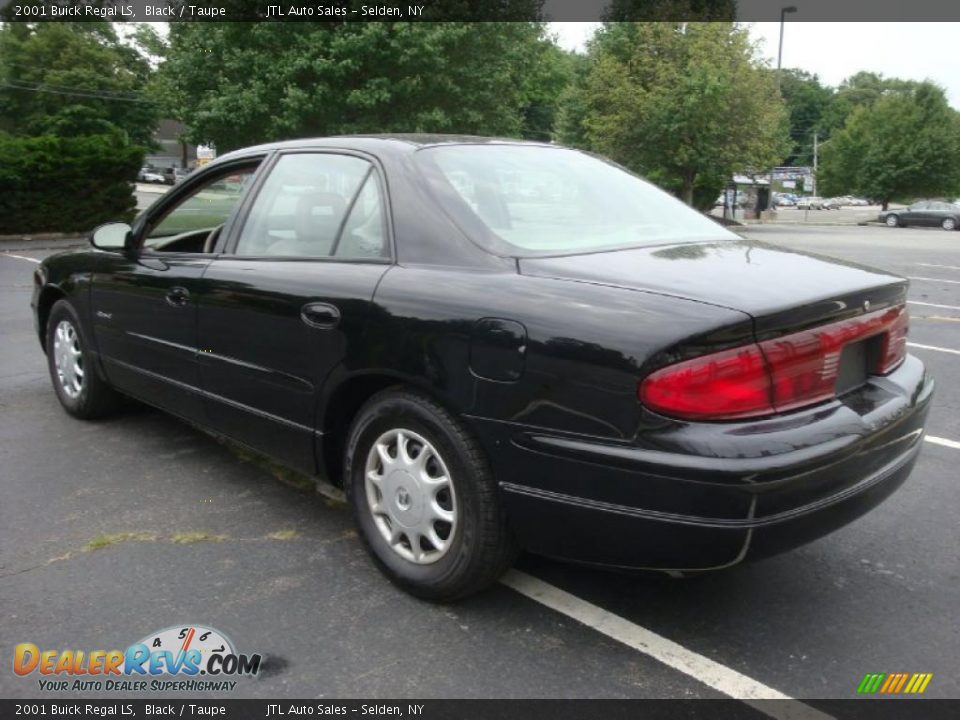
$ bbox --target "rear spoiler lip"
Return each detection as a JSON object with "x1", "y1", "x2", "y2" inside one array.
[{"x1": 749, "y1": 281, "x2": 909, "y2": 341}]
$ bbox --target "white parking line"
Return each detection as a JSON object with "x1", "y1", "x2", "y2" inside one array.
[
  {"x1": 909, "y1": 300, "x2": 960, "y2": 312},
  {"x1": 2, "y1": 253, "x2": 41, "y2": 264},
  {"x1": 908, "y1": 342, "x2": 960, "y2": 356},
  {"x1": 926, "y1": 435, "x2": 960, "y2": 451},
  {"x1": 502, "y1": 570, "x2": 832, "y2": 720},
  {"x1": 916, "y1": 263, "x2": 960, "y2": 272},
  {"x1": 908, "y1": 276, "x2": 960, "y2": 285}
]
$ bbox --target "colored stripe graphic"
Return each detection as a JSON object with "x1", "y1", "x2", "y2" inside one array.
[
  {"x1": 857, "y1": 673, "x2": 885, "y2": 694},
  {"x1": 880, "y1": 674, "x2": 897, "y2": 693},
  {"x1": 857, "y1": 672, "x2": 932, "y2": 694}
]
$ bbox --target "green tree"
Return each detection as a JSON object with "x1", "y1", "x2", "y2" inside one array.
[
  {"x1": 572, "y1": 22, "x2": 789, "y2": 207},
  {"x1": 818, "y1": 82, "x2": 960, "y2": 209},
  {"x1": 555, "y1": 51, "x2": 592, "y2": 149},
  {"x1": 0, "y1": 20, "x2": 159, "y2": 146},
  {"x1": 819, "y1": 71, "x2": 921, "y2": 138},
  {"x1": 518, "y1": 38, "x2": 575, "y2": 141},
  {"x1": 778, "y1": 69, "x2": 833, "y2": 166},
  {"x1": 157, "y1": 21, "x2": 564, "y2": 152}
]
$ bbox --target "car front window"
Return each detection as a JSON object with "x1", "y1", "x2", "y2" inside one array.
[
  {"x1": 414, "y1": 145, "x2": 736, "y2": 256},
  {"x1": 146, "y1": 169, "x2": 257, "y2": 248}
]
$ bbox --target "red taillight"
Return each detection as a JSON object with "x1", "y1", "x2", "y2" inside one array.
[
  {"x1": 639, "y1": 343, "x2": 774, "y2": 420},
  {"x1": 639, "y1": 304, "x2": 909, "y2": 421},
  {"x1": 878, "y1": 304, "x2": 909, "y2": 373}
]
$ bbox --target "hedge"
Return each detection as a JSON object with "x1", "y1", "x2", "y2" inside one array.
[{"x1": 0, "y1": 133, "x2": 144, "y2": 234}]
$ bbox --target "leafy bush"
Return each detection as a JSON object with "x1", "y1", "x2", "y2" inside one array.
[{"x1": 0, "y1": 133, "x2": 143, "y2": 234}]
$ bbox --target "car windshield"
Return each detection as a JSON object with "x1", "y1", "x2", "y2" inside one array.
[{"x1": 414, "y1": 144, "x2": 736, "y2": 256}]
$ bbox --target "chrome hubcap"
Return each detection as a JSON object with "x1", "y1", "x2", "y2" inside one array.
[
  {"x1": 53, "y1": 320, "x2": 84, "y2": 399},
  {"x1": 886, "y1": 215, "x2": 898, "y2": 226},
  {"x1": 945, "y1": 219, "x2": 955, "y2": 230},
  {"x1": 364, "y1": 428, "x2": 457, "y2": 565}
]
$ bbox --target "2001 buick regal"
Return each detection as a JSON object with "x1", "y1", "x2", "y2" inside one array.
[{"x1": 32, "y1": 136, "x2": 934, "y2": 600}]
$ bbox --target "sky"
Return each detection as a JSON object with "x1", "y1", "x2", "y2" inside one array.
[{"x1": 548, "y1": 22, "x2": 960, "y2": 110}]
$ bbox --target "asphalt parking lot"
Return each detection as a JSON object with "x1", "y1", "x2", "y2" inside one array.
[{"x1": 1, "y1": 223, "x2": 958, "y2": 709}]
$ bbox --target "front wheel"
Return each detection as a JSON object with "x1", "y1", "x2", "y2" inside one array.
[
  {"x1": 885, "y1": 214, "x2": 900, "y2": 227},
  {"x1": 46, "y1": 299, "x2": 121, "y2": 419},
  {"x1": 942, "y1": 217, "x2": 957, "y2": 231},
  {"x1": 344, "y1": 389, "x2": 517, "y2": 601}
]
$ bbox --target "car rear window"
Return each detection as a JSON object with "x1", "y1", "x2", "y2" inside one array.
[{"x1": 414, "y1": 144, "x2": 736, "y2": 257}]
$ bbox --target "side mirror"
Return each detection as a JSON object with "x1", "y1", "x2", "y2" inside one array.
[{"x1": 90, "y1": 222, "x2": 132, "y2": 251}]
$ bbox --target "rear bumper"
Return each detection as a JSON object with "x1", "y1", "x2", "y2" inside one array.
[{"x1": 470, "y1": 355, "x2": 934, "y2": 571}]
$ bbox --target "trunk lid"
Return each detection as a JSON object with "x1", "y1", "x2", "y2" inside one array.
[{"x1": 518, "y1": 239, "x2": 908, "y2": 337}]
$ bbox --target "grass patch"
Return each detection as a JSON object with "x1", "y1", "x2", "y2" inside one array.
[
  {"x1": 266, "y1": 529, "x2": 299, "y2": 541},
  {"x1": 83, "y1": 532, "x2": 157, "y2": 551},
  {"x1": 171, "y1": 531, "x2": 228, "y2": 544}
]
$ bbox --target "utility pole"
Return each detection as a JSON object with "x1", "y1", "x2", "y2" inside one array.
[
  {"x1": 812, "y1": 131, "x2": 818, "y2": 196},
  {"x1": 766, "y1": 6, "x2": 797, "y2": 217}
]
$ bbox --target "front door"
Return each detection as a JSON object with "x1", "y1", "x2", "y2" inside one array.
[
  {"x1": 196, "y1": 151, "x2": 392, "y2": 473},
  {"x1": 90, "y1": 161, "x2": 262, "y2": 421}
]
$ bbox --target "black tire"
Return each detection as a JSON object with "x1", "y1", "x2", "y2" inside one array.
[
  {"x1": 885, "y1": 214, "x2": 900, "y2": 228},
  {"x1": 45, "y1": 299, "x2": 121, "y2": 419},
  {"x1": 941, "y1": 217, "x2": 957, "y2": 231},
  {"x1": 343, "y1": 388, "x2": 518, "y2": 601}
]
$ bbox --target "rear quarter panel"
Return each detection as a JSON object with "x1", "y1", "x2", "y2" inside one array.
[{"x1": 363, "y1": 266, "x2": 755, "y2": 440}]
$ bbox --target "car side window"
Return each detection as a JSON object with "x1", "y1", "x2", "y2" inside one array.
[
  {"x1": 234, "y1": 153, "x2": 388, "y2": 259},
  {"x1": 145, "y1": 168, "x2": 258, "y2": 252}
]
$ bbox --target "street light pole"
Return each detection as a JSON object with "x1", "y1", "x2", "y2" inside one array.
[
  {"x1": 776, "y1": 6, "x2": 797, "y2": 94},
  {"x1": 767, "y1": 5, "x2": 797, "y2": 216}
]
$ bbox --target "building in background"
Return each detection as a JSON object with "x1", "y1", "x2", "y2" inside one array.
[{"x1": 144, "y1": 119, "x2": 197, "y2": 171}]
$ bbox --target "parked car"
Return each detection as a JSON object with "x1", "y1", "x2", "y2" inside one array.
[
  {"x1": 839, "y1": 196, "x2": 868, "y2": 207},
  {"x1": 32, "y1": 136, "x2": 933, "y2": 600},
  {"x1": 173, "y1": 167, "x2": 193, "y2": 184},
  {"x1": 137, "y1": 167, "x2": 165, "y2": 184},
  {"x1": 796, "y1": 196, "x2": 826, "y2": 209},
  {"x1": 822, "y1": 197, "x2": 842, "y2": 210},
  {"x1": 880, "y1": 200, "x2": 960, "y2": 230}
]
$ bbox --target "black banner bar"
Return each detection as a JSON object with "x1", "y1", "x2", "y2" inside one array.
[
  {"x1": 2, "y1": 700, "x2": 960, "y2": 720},
  {"x1": 3, "y1": 0, "x2": 960, "y2": 22}
]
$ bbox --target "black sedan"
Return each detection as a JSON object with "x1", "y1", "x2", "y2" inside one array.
[
  {"x1": 880, "y1": 200, "x2": 960, "y2": 230},
  {"x1": 32, "y1": 136, "x2": 933, "y2": 600}
]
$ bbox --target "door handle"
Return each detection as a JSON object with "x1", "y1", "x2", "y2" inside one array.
[
  {"x1": 301, "y1": 302, "x2": 341, "y2": 329},
  {"x1": 165, "y1": 286, "x2": 190, "y2": 307}
]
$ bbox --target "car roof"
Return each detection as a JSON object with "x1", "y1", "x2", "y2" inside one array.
[{"x1": 216, "y1": 134, "x2": 555, "y2": 162}]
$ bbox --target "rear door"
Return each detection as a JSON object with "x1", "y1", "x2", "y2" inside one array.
[
  {"x1": 903, "y1": 201, "x2": 931, "y2": 226},
  {"x1": 196, "y1": 151, "x2": 392, "y2": 473},
  {"x1": 90, "y1": 161, "x2": 262, "y2": 421},
  {"x1": 930, "y1": 201, "x2": 956, "y2": 226}
]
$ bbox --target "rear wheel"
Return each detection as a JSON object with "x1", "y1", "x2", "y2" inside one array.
[
  {"x1": 344, "y1": 389, "x2": 517, "y2": 601},
  {"x1": 942, "y1": 217, "x2": 956, "y2": 231},
  {"x1": 885, "y1": 214, "x2": 900, "y2": 227},
  {"x1": 46, "y1": 299, "x2": 120, "y2": 419}
]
